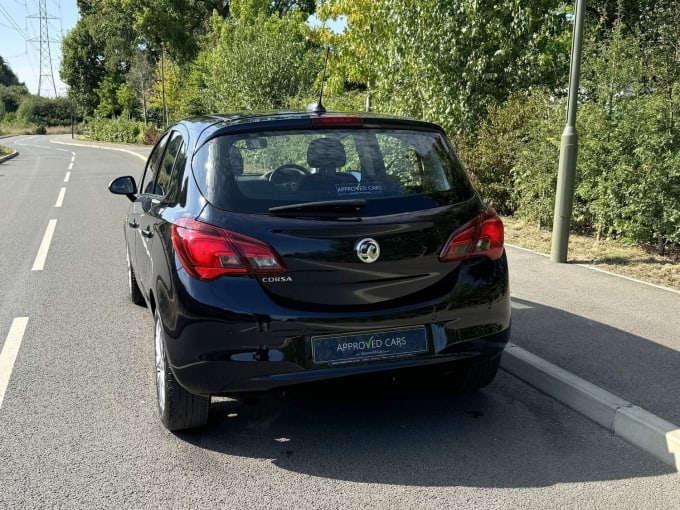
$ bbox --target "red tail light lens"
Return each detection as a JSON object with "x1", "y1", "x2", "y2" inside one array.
[
  {"x1": 439, "y1": 210, "x2": 504, "y2": 262},
  {"x1": 172, "y1": 218, "x2": 285, "y2": 280}
]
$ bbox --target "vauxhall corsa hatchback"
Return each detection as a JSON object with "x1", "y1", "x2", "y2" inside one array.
[{"x1": 108, "y1": 110, "x2": 511, "y2": 431}]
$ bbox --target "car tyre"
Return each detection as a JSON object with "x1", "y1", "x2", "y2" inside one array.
[
  {"x1": 127, "y1": 249, "x2": 146, "y2": 307},
  {"x1": 459, "y1": 353, "x2": 501, "y2": 392},
  {"x1": 154, "y1": 310, "x2": 210, "y2": 431}
]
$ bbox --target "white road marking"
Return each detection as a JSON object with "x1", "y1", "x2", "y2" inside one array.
[
  {"x1": 32, "y1": 219, "x2": 58, "y2": 271},
  {"x1": 64, "y1": 172, "x2": 71, "y2": 183},
  {"x1": 55, "y1": 187, "x2": 66, "y2": 208},
  {"x1": 68, "y1": 162, "x2": 73, "y2": 170},
  {"x1": 0, "y1": 317, "x2": 29, "y2": 409}
]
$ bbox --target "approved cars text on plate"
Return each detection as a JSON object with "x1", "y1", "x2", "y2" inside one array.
[{"x1": 109, "y1": 108, "x2": 511, "y2": 431}]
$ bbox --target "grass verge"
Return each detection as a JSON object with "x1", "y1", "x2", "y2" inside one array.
[{"x1": 502, "y1": 216, "x2": 680, "y2": 292}]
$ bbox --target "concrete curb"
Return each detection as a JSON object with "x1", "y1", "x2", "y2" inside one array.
[
  {"x1": 50, "y1": 137, "x2": 149, "y2": 162},
  {"x1": 0, "y1": 151, "x2": 19, "y2": 164},
  {"x1": 501, "y1": 342, "x2": 680, "y2": 471}
]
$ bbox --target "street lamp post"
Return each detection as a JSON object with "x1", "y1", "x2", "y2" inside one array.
[{"x1": 551, "y1": 0, "x2": 586, "y2": 263}]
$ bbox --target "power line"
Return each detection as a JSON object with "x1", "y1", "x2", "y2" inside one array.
[{"x1": 0, "y1": 3, "x2": 35, "y2": 47}]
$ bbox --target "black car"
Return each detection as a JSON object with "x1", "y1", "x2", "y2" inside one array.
[{"x1": 109, "y1": 109, "x2": 511, "y2": 431}]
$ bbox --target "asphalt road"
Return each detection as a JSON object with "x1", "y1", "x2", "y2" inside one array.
[{"x1": 0, "y1": 135, "x2": 678, "y2": 509}]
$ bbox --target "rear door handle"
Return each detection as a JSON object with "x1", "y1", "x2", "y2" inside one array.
[{"x1": 141, "y1": 227, "x2": 153, "y2": 239}]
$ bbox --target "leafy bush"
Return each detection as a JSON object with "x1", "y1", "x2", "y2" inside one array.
[
  {"x1": 16, "y1": 96, "x2": 71, "y2": 126},
  {"x1": 32, "y1": 124, "x2": 47, "y2": 135},
  {"x1": 86, "y1": 117, "x2": 147, "y2": 144},
  {"x1": 143, "y1": 126, "x2": 161, "y2": 145}
]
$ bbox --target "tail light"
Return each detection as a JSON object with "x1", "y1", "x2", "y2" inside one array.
[
  {"x1": 439, "y1": 210, "x2": 504, "y2": 262},
  {"x1": 172, "y1": 218, "x2": 285, "y2": 280}
]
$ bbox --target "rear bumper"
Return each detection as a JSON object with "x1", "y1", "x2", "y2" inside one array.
[
  {"x1": 157, "y1": 252, "x2": 511, "y2": 395},
  {"x1": 169, "y1": 327, "x2": 510, "y2": 395}
]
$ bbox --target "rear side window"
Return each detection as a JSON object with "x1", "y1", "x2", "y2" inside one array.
[
  {"x1": 192, "y1": 128, "x2": 474, "y2": 213},
  {"x1": 140, "y1": 132, "x2": 170, "y2": 194},
  {"x1": 154, "y1": 132, "x2": 183, "y2": 197}
]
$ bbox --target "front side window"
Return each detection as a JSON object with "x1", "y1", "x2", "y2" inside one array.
[{"x1": 192, "y1": 128, "x2": 473, "y2": 214}]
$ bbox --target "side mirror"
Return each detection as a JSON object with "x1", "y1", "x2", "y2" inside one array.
[{"x1": 108, "y1": 176, "x2": 138, "y2": 202}]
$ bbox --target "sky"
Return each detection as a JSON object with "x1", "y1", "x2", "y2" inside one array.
[{"x1": 1, "y1": 0, "x2": 79, "y2": 97}]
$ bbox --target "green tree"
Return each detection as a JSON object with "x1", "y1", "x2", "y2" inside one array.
[
  {"x1": 0, "y1": 84, "x2": 30, "y2": 115},
  {"x1": 317, "y1": 0, "x2": 571, "y2": 134},
  {"x1": 60, "y1": 19, "x2": 107, "y2": 116},
  {"x1": 95, "y1": 75, "x2": 124, "y2": 118},
  {"x1": 0, "y1": 56, "x2": 22, "y2": 86},
  {"x1": 147, "y1": 57, "x2": 183, "y2": 122},
  {"x1": 195, "y1": 9, "x2": 318, "y2": 112},
  {"x1": 127, "y1": 50, "x2": 156, "y2": 123},
  {"x1": 16, "y1": 96, "x2": 71, "y2": 126}
]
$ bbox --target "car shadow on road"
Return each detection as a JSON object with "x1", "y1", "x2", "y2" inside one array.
[
  {"x1": 510, "y1": 296, "x2": 680, "y2": 427},
  {"x1": 177, "y1": 351, "x2": 675, "y2": 487}
]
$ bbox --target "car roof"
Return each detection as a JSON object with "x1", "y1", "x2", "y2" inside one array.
[{"x1": 175, "y1": 110, "x2": 446, "y2": 151}]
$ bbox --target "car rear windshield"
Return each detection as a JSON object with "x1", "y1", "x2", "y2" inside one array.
[{"x1": 192, "y1": 128, "x2": 475, "y2": 214}]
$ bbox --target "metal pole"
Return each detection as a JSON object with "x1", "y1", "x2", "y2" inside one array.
[
  {"x1": 161, "y1": 45, "x2": 167, "y2": 129},
  {"x1": 551, "y1": 0, "x2": 586, "y2": 263}
]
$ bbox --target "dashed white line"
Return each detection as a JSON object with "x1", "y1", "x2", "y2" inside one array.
[
  {"x1": 0, "y1": 317, "x2": 29, "y2": 409},
  {"x1": 68, "y1": 162, "x2": 73, "y2": 170},
  {"x1": 31, "y1": 219, "x2": 58, "y2": 271},
  {"x1": 64, "y1": 172, "x2": 70, "y2": 183},
  {"x1": 55, "y1": 187, "x2": 66, "y2": 208}
]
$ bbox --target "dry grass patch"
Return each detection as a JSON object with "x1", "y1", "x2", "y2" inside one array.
[{"x1": 502, "y1": 216, "x2": 680, "y2": 292}]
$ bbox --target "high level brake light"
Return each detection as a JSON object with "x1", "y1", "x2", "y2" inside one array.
[
  {"x1": 439, "y1": 210, "x2": 504, "y2": 262},
  {"x1": 311, "y1": 116, "x2": 363, "y2": 128},
  {"x1": 172, "y1": 218, "x2": 285, "y2": 280}
]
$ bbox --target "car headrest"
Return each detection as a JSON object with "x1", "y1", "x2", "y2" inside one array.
[
  {"x1": 307, "y1": 138, "x2": 346, "y2": 170},
  {"x1": 227, "y1": 145, "x2": 243, "y2": 176},
  {"x1": 208, "y1": 141, "x2": 243, "y2": 177}
]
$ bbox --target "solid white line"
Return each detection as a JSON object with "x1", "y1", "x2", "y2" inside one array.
[
  {"x1": 0, "y1": 317, "x2": 29, "y2": 409},
  {"x1": 55, "y1": 187, "x2": 66, "y2": 208},
  {"x1": 68, "y1": 161, "x2": 73, "y2": 170},
  {"x1": 32, "y1": 219, "x2": 58, "y2": 271},
  {"x1": 64, "y1": 172, "x2": 70, "y2": 183}
]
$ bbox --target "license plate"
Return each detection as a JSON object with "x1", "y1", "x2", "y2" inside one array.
[{"x1": 312, "y1": 327, "x2": 428, "y2": 365}]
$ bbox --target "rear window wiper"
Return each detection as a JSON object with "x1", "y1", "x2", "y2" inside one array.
[{"x1": 268, "y1": 199, "x2": 367, "y2": 217}]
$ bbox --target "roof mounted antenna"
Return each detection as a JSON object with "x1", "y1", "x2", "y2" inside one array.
[{"x1": 307, "y1": 45, "x2": 330, "y2": 114}]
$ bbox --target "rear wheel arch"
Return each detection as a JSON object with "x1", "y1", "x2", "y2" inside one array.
[{"x1": 153, "y1": 309, "x2": 210, "y2": 431}]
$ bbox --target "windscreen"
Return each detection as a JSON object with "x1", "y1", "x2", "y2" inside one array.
[{"x1": 192, "y1": 128, "x2": 475, "y2": 214}]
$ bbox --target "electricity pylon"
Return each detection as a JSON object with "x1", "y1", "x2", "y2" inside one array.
[{"x1": 29, "y1": 0, "x2": 58, "y2": 97}]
